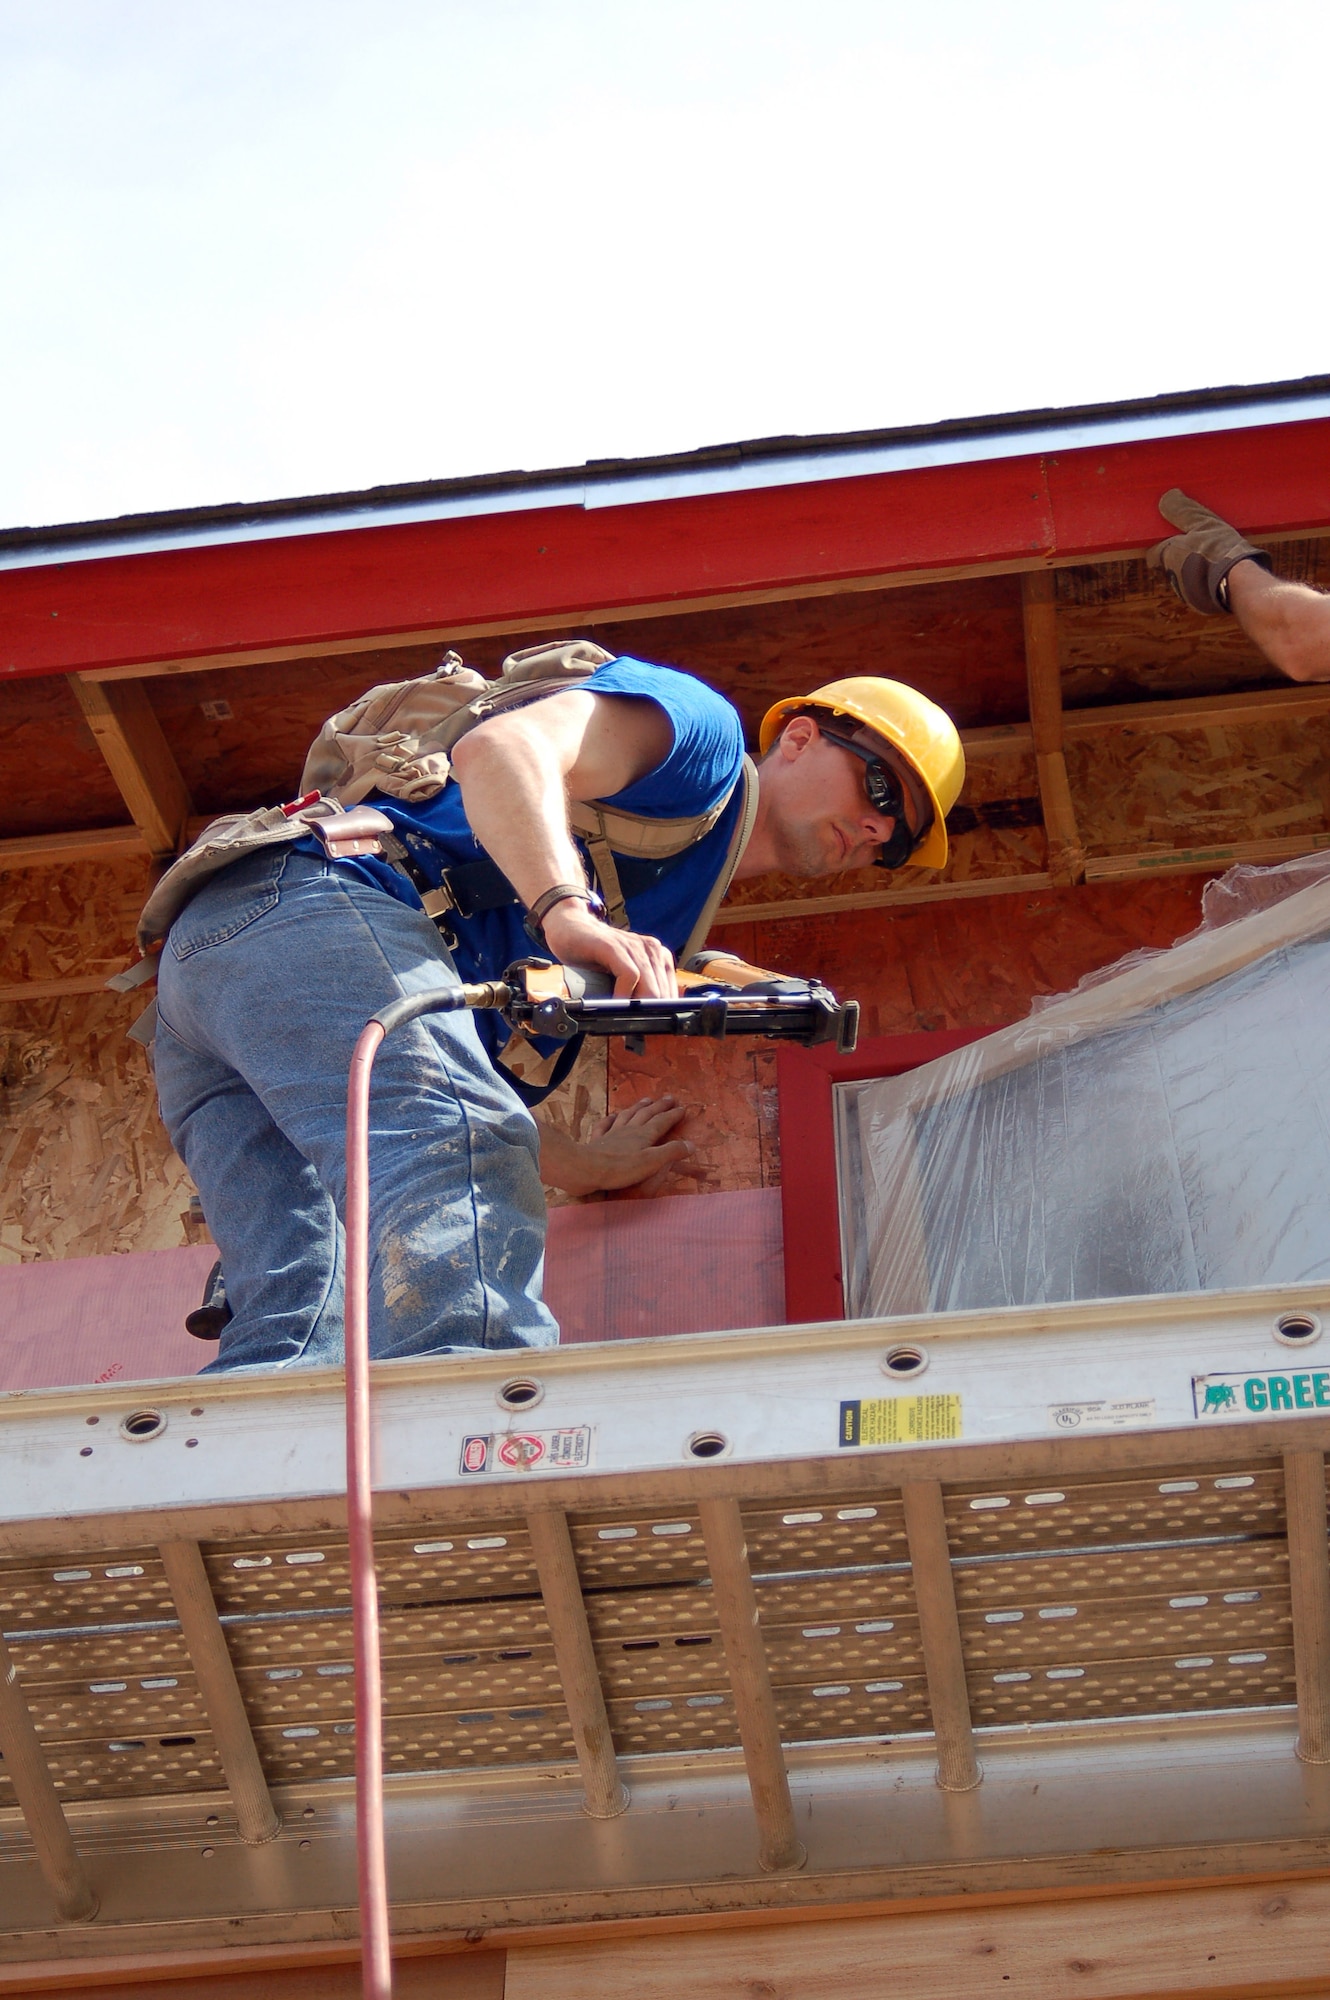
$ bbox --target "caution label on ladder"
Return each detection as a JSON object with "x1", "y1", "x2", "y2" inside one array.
[{"x1": 839, "y1": 1395, "x2": 962, "y2": 1446}]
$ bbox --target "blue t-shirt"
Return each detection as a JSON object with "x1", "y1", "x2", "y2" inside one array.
[{"x1": 316, "y1": 657, "x2": 746, "y2": 1068}]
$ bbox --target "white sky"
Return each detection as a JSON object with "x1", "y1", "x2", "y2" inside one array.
[{"x1": 2, "y1": 0, "x2": 1327, "y2": 529}]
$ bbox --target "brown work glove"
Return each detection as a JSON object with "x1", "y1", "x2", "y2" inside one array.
[{"x1": 1148, "y1": 488, "x2": 1272, "y2": 614}]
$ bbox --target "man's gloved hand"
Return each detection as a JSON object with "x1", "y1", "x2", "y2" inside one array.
[{"x1": 1148, "y1": 488, "x2": 1273, "y2": 614}]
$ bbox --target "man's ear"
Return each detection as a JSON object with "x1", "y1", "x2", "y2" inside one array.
[{"x1": 774, "y1": 714, "x2": 819, "y2": 760}]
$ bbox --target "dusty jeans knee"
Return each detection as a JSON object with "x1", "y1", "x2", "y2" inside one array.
[{"x1": 154, "y1": 848, "x2": 557, "y2": 1370}]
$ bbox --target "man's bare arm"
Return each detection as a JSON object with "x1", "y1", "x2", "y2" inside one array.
[
  {"x1": 448, "y1": 689, "x2": 678, "y2": 996},
  {"x1": 1226, "y1": 562, "x2": 1330, "y2": 683}
]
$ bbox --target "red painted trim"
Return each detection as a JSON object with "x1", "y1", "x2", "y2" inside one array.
[
  {"x1": 776, "y1": 1029, "x2": 993, "y2": 1325},
  {"x1": 4, "y1": 416, "x2": 1330, "y2": 680}
]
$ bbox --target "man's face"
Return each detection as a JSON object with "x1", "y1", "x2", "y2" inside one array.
[{"x1": 759, "y1": 716, "x2": 910, "y2": 876}]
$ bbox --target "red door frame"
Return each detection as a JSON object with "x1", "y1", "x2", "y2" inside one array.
[{"x1": 775, "y1": 1029, "x2": 994, "y2": 1324}]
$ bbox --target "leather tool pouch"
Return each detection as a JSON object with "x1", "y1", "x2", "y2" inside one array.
[{"x1": 305, "y1": 804, "x2": 400, "y2": 861}]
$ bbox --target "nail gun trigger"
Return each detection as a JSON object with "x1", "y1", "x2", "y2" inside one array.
[{"x1": 533, "y1": 998, "x2": 577, "y2": 1039}]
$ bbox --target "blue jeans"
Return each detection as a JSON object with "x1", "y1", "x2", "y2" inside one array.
[{"x1": 154, "y1": 848, "x2": 557, "y2": 1371}]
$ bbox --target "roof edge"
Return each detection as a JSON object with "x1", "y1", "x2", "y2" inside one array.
[{"x1": 6, "y1": 372, "x2": 1330, "y2": 557}]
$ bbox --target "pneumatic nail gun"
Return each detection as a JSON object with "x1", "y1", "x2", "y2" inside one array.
[{"x1": 481, "y1": 949, "x2": 859, "y2": 1055}]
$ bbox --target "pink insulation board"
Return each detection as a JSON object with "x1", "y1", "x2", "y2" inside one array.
[{"x1": 0, "y1": 1189, "x2": 786, "y2": 1391}]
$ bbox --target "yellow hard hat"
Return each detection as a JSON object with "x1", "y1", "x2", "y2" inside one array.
[{"x1": 759, "y1": 677, "x2": 965, "y2": 871}]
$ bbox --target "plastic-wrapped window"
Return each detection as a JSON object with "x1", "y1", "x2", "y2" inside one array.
[{"x1": 835, "y1": 863, "x2": 1330, "y2": 1321}]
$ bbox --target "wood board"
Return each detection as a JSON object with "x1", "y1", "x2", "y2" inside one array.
[
  {"x1": 1068, "y1": 711, "x2": 1330, "y2": 860},
  {"x1": 503, "y1": 1879, "x2": 1330, "y2": 2000}
]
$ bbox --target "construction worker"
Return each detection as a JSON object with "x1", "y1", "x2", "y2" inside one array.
[
  {"x1": 153, "y1": 659, "x2": 963, "y2": 1371},
  {"x1": 1151, "y1": 489, "x2": 1330, "y2": 682}
]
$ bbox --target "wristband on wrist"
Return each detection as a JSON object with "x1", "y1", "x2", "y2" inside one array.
[{"x1": 524, "y1": 882, "x2": 607, "y2": 948}]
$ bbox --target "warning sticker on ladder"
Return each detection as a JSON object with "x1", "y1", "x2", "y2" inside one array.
[
  {"x1": 839, "y1": 1395, "x2": 961, "y2": 1446},
  {"x1": 459, "y1": 1426, "x2": 595, "y2": 1474},
  {"x1": 1192, "y1": 1370, "x2": 1330, "y2": 1418}
]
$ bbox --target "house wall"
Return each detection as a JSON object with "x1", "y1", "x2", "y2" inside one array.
[
  {"x1": 1, "y1": 867, "x2": 1205, "y2": 1261},
  {"x1": 2, "y1": 546, "x2": 1283, "y2": 1260}
]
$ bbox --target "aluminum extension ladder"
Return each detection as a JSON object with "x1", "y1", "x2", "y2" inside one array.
[{"x1": 2, "y1": 1280, "x2": 1330, "y2": 1971}]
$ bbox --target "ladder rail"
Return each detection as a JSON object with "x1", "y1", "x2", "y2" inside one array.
[
  {"x1": 527, "y1": 1506, "x2": 628, "y2": 1819},
  {"x1": 0, "y1": 1629, "x2": 97, "y2": 1924},
  {"x1": 699, "y1": 1497, "x2": 805, "y2": 1873},
  {"x1": 901, "y1": 1479, "x2": 981, "y2": 1793},
  {"x1": 158, "y1": 1538, "x2": 281, "y2": 1843},
  {"x1": 1282, "y1": 1447, "x2": 1330, "y2": 1764}
]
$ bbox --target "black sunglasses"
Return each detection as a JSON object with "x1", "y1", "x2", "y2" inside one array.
[{"x1": 819, "y1": 729, "x2": 925, "y2": 870}]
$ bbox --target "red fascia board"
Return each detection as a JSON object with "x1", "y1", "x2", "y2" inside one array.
[
  {"x1": 4, "y1": 415, "x2": 1330, "y2": 682},
  {"x1": 776, "y1": 1029, "x2": 991, "y2": 1325},
  {"x1": 1043, "y1": 416, "x2": 1330, "y2": 552},
  {"x1": 0, "y1": 459, "x2": 1053, "y2": 681}
]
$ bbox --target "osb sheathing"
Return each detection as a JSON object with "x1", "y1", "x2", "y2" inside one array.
[
  {"x1": 0, "y1": 856, "x2": 179, "y2": 1262},
  {"x1": 0, "y1": 990, "x2": 191, "y2": 1263},
  {"x1": 0, "y1": 853, "x2": 145, "y2": 988},
  {"x1": 0, "y1": 547, "x2": 1309, "y2": 849},
  {"x1": 0, "y1": 850, "x2": 613, "y2": 1253},
  {"x1": 1054, "y1": 537, "x2": 1330, "y2": 708},
  {"x1": 0, "y1": 579, "x2": 1034, "y2": 842},
  {"x1": 1067, "y1": 712, "x2": 1330, "y2": 858}
]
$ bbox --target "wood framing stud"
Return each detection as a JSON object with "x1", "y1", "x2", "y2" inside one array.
[
  {"x1": 1084, "y1": 832, "x2": 1330, "y2": 886},
  {"x1": 1021, "y1": 571, "x2": 1084, "y2": 887},
  {"x1": 698, "y1": 1497, "x2": 806, "y2": 1873},
  {"x1": 0, "y1": 1631, "x2": 97, "y2": 1923},
  {"x1": 0, "y1": 975, "x2": 132, "y2": 1004},
  {"x1": 0, "y1": 825, "x2": 149, "y2": 874},
  {"x1": 901, "y1": 1480, "x2": 981, "y2": 1792},
  {"x1": 67, "y1": 675, "x2": 192, "y2": 858},
  {"x1": 1282, "y1": 1449, "x2": 1330, "y2": 1763},
  {"x1": 158, "y1": 1540, "x2": 281, "y2": 1842},
  {"x1": 712, "y1": 873, "x2": 1054, "y2": 928},
  {"x1": 526, "y1": 1508, "x2": 629, "y2": 1819}
]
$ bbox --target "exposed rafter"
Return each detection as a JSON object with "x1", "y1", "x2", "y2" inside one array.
[
  {"x1": 1021, "y1": 572, "x2": 1084, "y2": 887},
  {"x1": 66, "y1": 676, "x2": 192, "y2": 859},
  {"x1": 0, "y1": 825, "x2": 148, "y2": 873}
]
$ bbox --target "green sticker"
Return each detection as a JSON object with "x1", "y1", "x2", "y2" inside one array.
[{"x1": 1193, "y1": 1371, "x2": 1330, "y2": 1419}]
